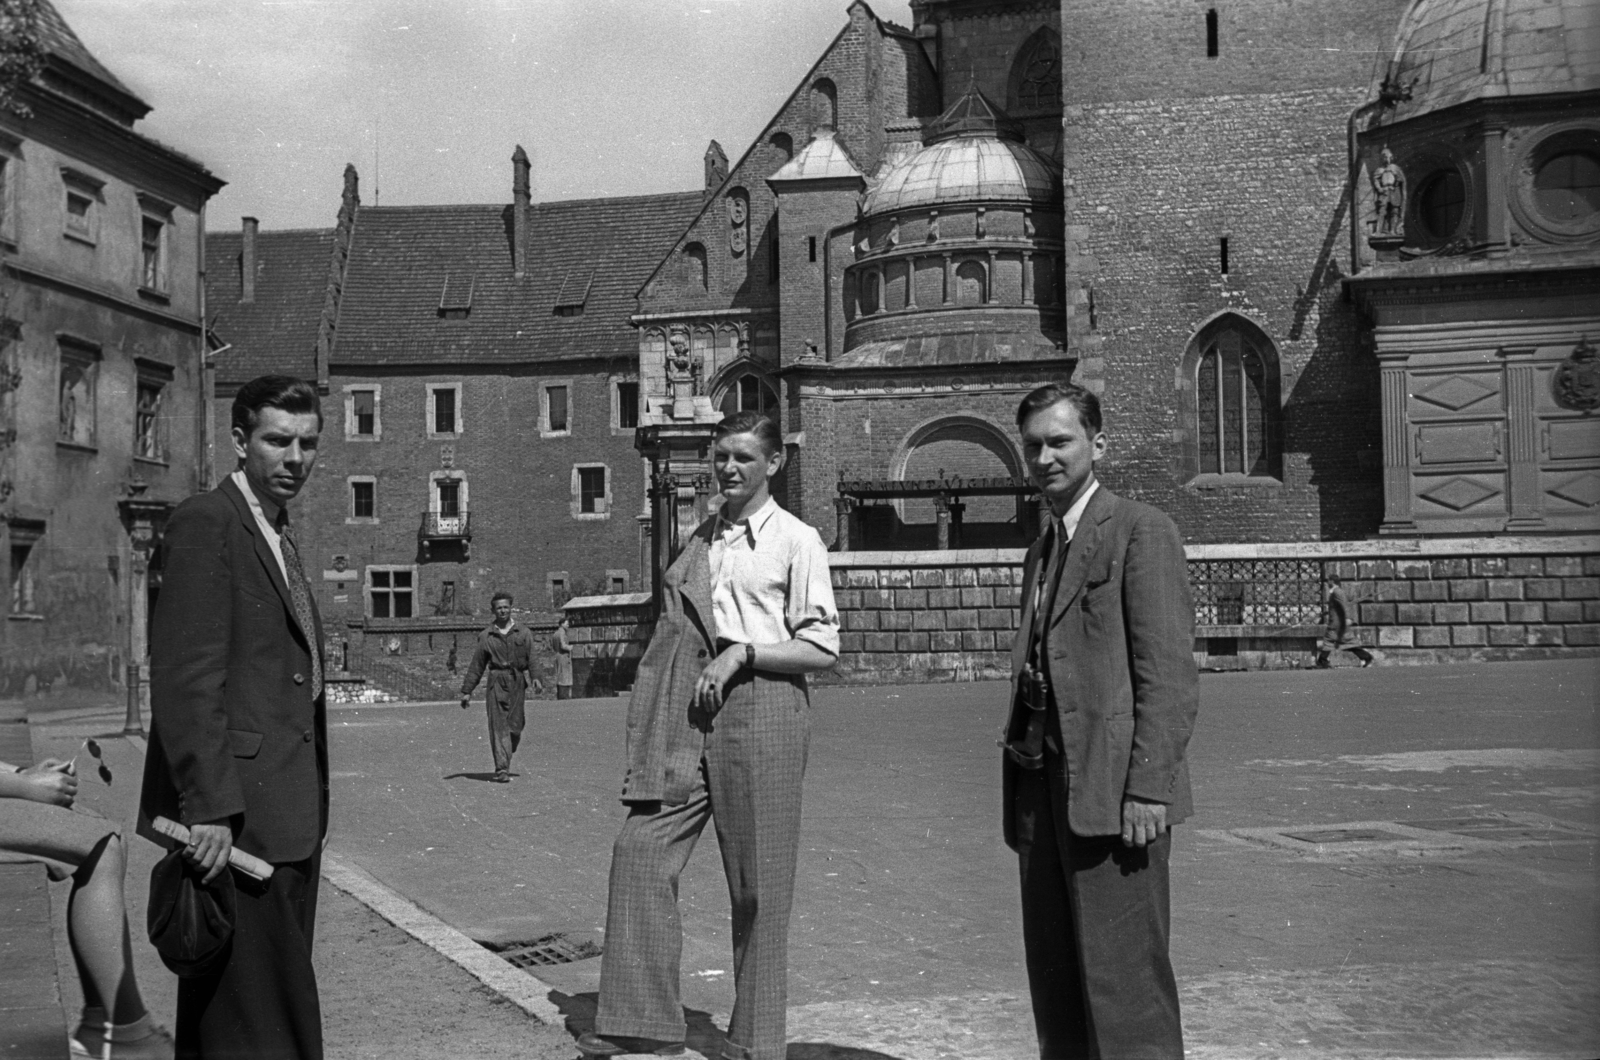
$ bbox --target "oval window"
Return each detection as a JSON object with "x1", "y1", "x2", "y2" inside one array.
[
  {"x1": 1417, "y1": 169, "x2": 1465, "y2": 240},
  {"x1": 1534, "y1": 151, "x2": 1600, "y2": 224}
]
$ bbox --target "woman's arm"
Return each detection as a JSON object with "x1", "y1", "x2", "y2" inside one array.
[{"x1": 0, "y1": 759, "x2": 76, "y2": 806}]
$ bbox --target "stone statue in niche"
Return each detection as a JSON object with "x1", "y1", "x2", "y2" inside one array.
[
  {"x1": 927, "y1": 210, "x2": 940, "y2": 242},
  {"x1": 887, "y1": 217, "x2": 900, "y2": 247},
  {"x1": 667, "y1": 331, "x2": 699, "y2": 399},
  {"x1": 1553, "y1": 338, "x2": 1599, "y2": 412},
  {"x1": 728, "y1": 194, "x2": 748, "y2": 256},
  {"x1": 1370, "y1": 147, "x2": 1406, "y2": 238}
]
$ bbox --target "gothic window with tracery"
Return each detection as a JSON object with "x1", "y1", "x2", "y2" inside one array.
[
  {"x1": 1012, "y1": 33, "x2": 1062, "y2": 113},
  {"x1": 1194, "y1": 324, "x2": 1278, "y2": 477}
]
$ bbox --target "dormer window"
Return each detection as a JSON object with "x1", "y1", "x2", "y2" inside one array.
[
  {"x1": 553, "y1": 269, "x2": 593, "y2": 317},
  {"x1": 438, "y1": 272, "x2": 474, "y2": 319}
]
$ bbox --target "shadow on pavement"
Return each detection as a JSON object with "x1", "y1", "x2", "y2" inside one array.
[
  {"x1": 442, "y1": 771, "x2": 518, "y2": 782},
  {"x1": 544, "y1": 991, "x2": 906, "y2": 1060}
]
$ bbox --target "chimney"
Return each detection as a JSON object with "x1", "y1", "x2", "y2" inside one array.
[
  {"x1": 241, "y1": 216, "x2": 258, "y2": 303},
  {"x1": 512, "y1": 145, "x2": 530, "y2": 278},
  {"x1": 704, "y1": 140, "x2": 728, "y2": 195}
]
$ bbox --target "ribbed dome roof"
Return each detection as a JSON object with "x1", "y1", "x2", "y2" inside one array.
[
  {"x1": 1373, "y1": 0, "x2": 1600, "y2": 124},
  {"x1": 861, "y1": 88, "x2": 1061, "y2": 217}
]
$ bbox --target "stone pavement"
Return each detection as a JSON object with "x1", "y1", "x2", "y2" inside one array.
[{"x1": 17, "y1": 658, "x2": 1600, "y2": 1059}]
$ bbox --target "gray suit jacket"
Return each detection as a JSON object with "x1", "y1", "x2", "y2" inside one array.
[{"x1": 1002, "y1": 486, "x2": 1198, "y2": 846}]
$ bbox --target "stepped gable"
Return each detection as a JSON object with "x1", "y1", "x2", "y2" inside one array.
[
  {"x1": 1376, "y1": 0, "x2": 1600, "y2": 124},
  {"x1": 206, "y1": 229, "x2": 335, "y2": 384},
  {"x1": 332, "y1": 192, "x2": 704, "y2": 366}
]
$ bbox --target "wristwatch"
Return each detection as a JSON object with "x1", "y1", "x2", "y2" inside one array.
[{"x1": 744, "y1": 643, "x2": 757, "y2": 671}]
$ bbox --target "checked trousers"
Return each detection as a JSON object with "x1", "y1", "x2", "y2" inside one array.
[{"x1": 595, "y1": 671, "x2": 809, "y2": 1060}]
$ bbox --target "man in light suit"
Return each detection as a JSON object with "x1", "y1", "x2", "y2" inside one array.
[
  {"x1": 141, "y1": 375, "x2": 328, "y2": 1059},
  {"x1": 1002, "y1": 383, "x2": 1198, "y2": 1059}
]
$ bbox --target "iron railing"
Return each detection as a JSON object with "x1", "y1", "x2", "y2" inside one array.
[
  {"x1": 1187, "y1": 558, "x2": 1325, "y2": 628},
  {"x1": 421, "y1": 510, "x2": 471, "y2": 537}
]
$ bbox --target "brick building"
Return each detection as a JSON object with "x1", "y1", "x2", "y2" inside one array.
[
  {"x1": 205, "y1": 157, "x2": 701, "y2": 647},
  {"x1": 1, "y1": 1, "x2": 222, "y2": 696}
]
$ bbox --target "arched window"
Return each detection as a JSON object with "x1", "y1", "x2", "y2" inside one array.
[
  {"x1": 719, "y1": 372, "x2": 780, "y2": 425},
  {"x1": 860, "y1": 269, "x2": 881, "y2": 315},
  {"x1": 683, "y1": 242, "x2": 708, "y2": 290},
  {"x1": 1187, "y1": 316, "x2": 1281, "y2": 479},
  {"x1": 811, "y1": 78, "x2": 837, "y2": 131},
  {"x1": 955, "y1": 260, "x2": 986, "y2": 305},
  {"x1": 770, "y1": 132, "x2": 794, "y2": 163},
  {"x1": 1008, "y1": 29, "x2": 1062, "y2": 113}
]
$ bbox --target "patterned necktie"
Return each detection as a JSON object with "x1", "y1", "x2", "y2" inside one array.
[{"x1": 276, "y1": 516, "x2": 323, "y2": 700}]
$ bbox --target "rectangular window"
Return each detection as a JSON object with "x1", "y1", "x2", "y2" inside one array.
[
  {"x1": 437, "y1": 479, "x2": 461, "y2": 518},
  {"x1": 1206, "y1": 8, "x2": 1219, "y2": 57},
  {"x1": 616, "y1": 381, "x2": 639, "y2": 429},
  {"x1": 58, "y1": 341, "x2": 98, "y2": 448},
  {"x1": 134, "y1": 378, "x2": 164, "y2": 461},
  {"x1": 65, "y1": 191, "x2": 92, "y2": 236},
  {"x1": 141, "y1": 216, "x2": 164, "y2": 289},
  {"x1": 367, "y1": 567, "x2": 414, "y2": 619},
  {"x1": 548, "y1": 385, "x2": 569, "y2": 433},
  {"x1": 433, "y1": 386, "x2": 456, "y2": 434},
  {"x1": 353, "y1": 390, "x2": 376, "y2": 435},
  {"x1": 807, "y1": 235, "x2": 817, "y2": 262},
  {"x1": 10, "y1": 541, "x2": 36, "y2": 615},
  {"x1": 0, "y1": 153, "x2": 14, "y2": 243},
  {"x1": 579, "y1": 466, "x2": 606, "y2": 514},
  {"x1": 607, "y1": 569, "x2": 629, "y2": 595},
  {"x1": 548, "y1": 572, "x2": 569, "y2": 607},
  {"x1": 351, "y1": 480, "x2": 375, "y2": 519}
]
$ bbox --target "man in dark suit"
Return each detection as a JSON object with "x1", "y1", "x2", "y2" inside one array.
[
  {"x1": 141, "y1": 375, "x2": 329, "y2": 1059},
  {"x1": 1002, "y1": 383, "x2": 1199, "y2": 1059}
]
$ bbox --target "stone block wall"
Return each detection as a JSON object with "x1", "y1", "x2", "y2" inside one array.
[{"x1": 561, "y1": 538, "x2": 1599, "y2": 693}]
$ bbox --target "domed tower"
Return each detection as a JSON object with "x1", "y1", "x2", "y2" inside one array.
[
  {"x1": 1347, "y1": 0, "x2": 1600, "y2": 536},
  {"x1": 787, "y1": 87, "x2": 1070, "y2": 550}
]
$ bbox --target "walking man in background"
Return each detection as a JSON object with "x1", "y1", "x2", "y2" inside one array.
[
  {"x1": 460, "y1": 592, "x2": 536, "y2": 782},
  {"x1": 1003, "y1": 383, "x2": 1198, "y2": 1059},
  {"x1": 1316, "y1": 573, "x2": 1376, "y2": 668},
  {"x1": 141, "y1": 375, "x2": 330, "y2": 1059}
]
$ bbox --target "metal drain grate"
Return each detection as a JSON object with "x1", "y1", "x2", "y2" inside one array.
[
  {"x1": 1402, "y1": 816, "x2": 1590, "y2": 843},
  {"x1": 485, "y1": 932, "x2": 602, "y2": 969}
]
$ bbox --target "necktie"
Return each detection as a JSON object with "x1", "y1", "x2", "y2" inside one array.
[
  {"x1": 277, "y1": 517, "x2": 323, "y2": 701},
  {"x1": 1030, "y1": 521, "x2": 1068, "y2": 665}
]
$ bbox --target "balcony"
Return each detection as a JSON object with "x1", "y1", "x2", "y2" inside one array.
[{"x1": 420, "y1": 509, "x2": 472, "y2": 559}]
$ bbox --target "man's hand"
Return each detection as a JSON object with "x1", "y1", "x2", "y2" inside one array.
[
  {"x1": 18, "y1": 759, "x2": 77, "y2": 808},
  {"x1": 693, "y1": 644, "x2": 745, "y2": 716},
  {"x1": 460, "y1": 695, "x2": 471, "y2": 710},
  {"x1": 185, "y1": 820, "x2": 234, "y2": 885},
  {"x1": 1120, "y1": 796, "x2": 1168, "y2": 849}
]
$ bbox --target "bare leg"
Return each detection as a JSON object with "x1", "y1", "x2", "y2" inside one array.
[{"x1": 68, "y1": 834, "x2": 146, "y2": 1024}]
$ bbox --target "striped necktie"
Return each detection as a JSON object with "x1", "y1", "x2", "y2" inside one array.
[{"x1": 276, "y1": 516, "x2": 323, "y2": 700}]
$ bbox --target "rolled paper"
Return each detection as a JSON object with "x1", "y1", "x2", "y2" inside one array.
[{"x1": 150, "y1": 816, "x2": 275, "y2": 881}]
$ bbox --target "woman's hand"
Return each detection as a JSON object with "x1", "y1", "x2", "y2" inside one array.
[
  {"x1": 18, "y1": 759, "x2": 78, "y2": 808},
  {"x1": 693, "y1": 643, "x2": 747, "y2": 716}
]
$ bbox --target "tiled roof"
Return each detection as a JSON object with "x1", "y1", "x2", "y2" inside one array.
[
  {"x1": 1376, "y1": 0, "x2": 1600, "y2": 123},
  {"x1": 35, "y1": 0, "x2": 146, "y2": 113},
  {"x1": 333, "y1": 192, "x2": 704, "y2": 366},
  {"x1": 205, "y1": 229, "x2": 334, "y2": 384}
]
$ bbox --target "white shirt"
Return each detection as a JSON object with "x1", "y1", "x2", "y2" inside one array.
[
  {"x1": 708, "y1": 498, "x2": 840, "y2": 657},
  {"x1": 1056, "y1": 478, "x2": 1100, "y2": 544},
  {"x1": 230, "y1": 469, "x2": 289, "y2": 583}
]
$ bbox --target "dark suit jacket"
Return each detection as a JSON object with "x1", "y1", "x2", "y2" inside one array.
[
  {"x1": 1002, "y1": 486, "x2": 1198, "y2": 846},
  {"x1": 139, "y1": 476, "x2": 328, "y2": 864}
]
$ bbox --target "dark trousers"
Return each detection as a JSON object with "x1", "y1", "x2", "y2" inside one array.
[
  {"x1": 176, "y1": 854, "x2": 322, "y2": 1060},
  {"x1": 484, "y1": 682, "x2": 526, "y2": 774},
  {"x1": 1015, "y1": 758, "x2": 1183, "y2": 1060}
]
